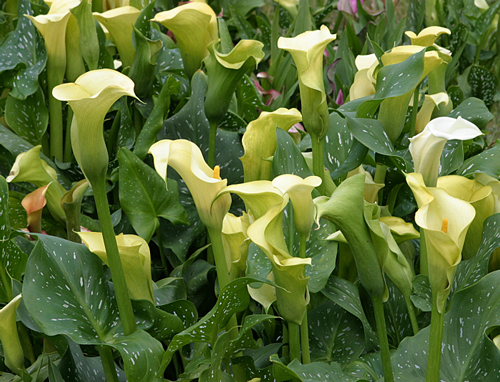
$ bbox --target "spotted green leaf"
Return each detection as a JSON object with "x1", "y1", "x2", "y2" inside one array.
[
  {"x1": 0, "y1": 0, "x2": 47, "y2": 100},
  {"x1": 346, "y1": 116, "x2": 396, "y2": 156},
  {"x1": 118, "y1": 147, "x2": 188, "y2": 242},
  {"x1": 457, "y1": 143, "x2": 500, "y2": 178},
  {"x1": 392, "y1": 270, "x2": 500, "y2": 381},
  {"x1": 5, "y1": 88, "x2": 48, "y2": 145},
  {"x1": 308, "y1": 299, "x2": 365, "y2": 365},
  {"x1": 270, "y1": 355, "x2": 355, "y2": 382}
]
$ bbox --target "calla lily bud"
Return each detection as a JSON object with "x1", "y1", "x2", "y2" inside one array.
[
  {"x1": 314, "y1": 174, "x2": 386, "y2": 298},
  {"x1": 53, "y1": 69, "x2": 137, "y2": 184},
  {"x1": 277, "y1": 25, "x2": 336, "y2": 141},
  {"x1": 149, "y1": 139, "x2": 231, "y2": 231},
  {"x1": 0, "y1": 295, "x2": 25, "y2": 375},
  {"x1": 7, "y1": 146, "x2": 66, "y2": 222},
  {"x1": 222, "y1": 212, "x2": 251, "y2": 277},
  {"x1": 93, "y1": 6, "x2": 141, "y2": 68},
  {"x1": 409, "y1": 117, "x2": 483, "y2": 187},
  {"x1": 406, "y1": 173, "x2": 475, "y2": 311},
  {"x1": 240, "y1": 108, "x2": 302, "y2": 182},
  {"x1": 152, "y1": 2, "x2": 218, "y2": 79},
  {"x1": 437, "y1": 175, "x2": 494, "y2": 259},
  {"x1": 204, "y1": 39, "x2": 265, "y2": 123},
  {"x1": 22, "y1": 185, "x2": 49, "y2": 234},
  {"x1": 78, "y1": 232, "x2": 154, "y2": 302}
]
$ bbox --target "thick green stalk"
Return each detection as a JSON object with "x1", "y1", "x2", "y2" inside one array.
[
  {"x1": 374, "y1": 164, "x2": 387, "y2": 203},
  {"x1": 288, "y1": 322, "x2": 301, "y2": 362},
  {"x1": 156, "y1": 226, "x2": 169, "y2": 277},
  {"x1": 98, "y1": 346, "x2": 119, "y2": 382},
  {"x1": 63, "y1": 199, "x2": 82, "y2": 244},
  {"x1": 420, "y1": 230, "x2": 428, "y2": 276},
  {"x1": 426, "y1": 292, "x2": 445, "y2": 382},
  {"x1": 92, "y1": 177, "x2": 136, "y2": 336},
  {"x1": 311, "y1": 135, "x2": 326, "y2": 195},
  {"x1": 372, "y1": 295, "x2": 394, "y2": 382},
  {"x1": 47, "y1": 59, "x2": 65, "y2": 162},
  {"x1": 207, "y1": 227, "x2": 231, "y2": 291},
  {"x1": 404, "y1": 294, "x2": 419, "y2": 335},
  {"x1": 208, "y1": 120, "x2": 218, "y2": 169},
  {"x1": 298, "y1": 235, "x2": 310, "y2": 364},
  {"x1": 64, "y1": 109, "x2": 74, "y2": 163}
]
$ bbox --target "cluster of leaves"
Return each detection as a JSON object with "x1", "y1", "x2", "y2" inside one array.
[{"x1": 0, "y1": 0, "x2": 499, "y2": 381}]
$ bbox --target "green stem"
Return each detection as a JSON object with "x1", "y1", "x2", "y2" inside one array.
[
  {"x1": 426, "y1": 292, "x2": 445, "y2": 382},
  {"x1": 107, "y1": 110, "x2": 122, "y2": 158},
  {"x1": 282, "y1": 324, "x2": 289, "y2": 358},
  {"x1": 207, "y1": 227, "x2": 238, "y2": 334},
  {"x1": 311, "y1": 135, "x2": 326, "y2": 195},
  {"x1": 17, "y1": 323, "x2": 35, "y2": 364},
  {"x1": 64, "y1": 109, "x2": 74, "y2": 163},
  {"x1": 372, "y1": 295, "x2": 394, "y2": 382},
  {"x1": 92, "y1": 177, "x2": 136, "y2": 335},
  {"x1": 420, "y1": 230, "x2": 428, "y2": 276},
  {"x1": 288, "y1": 322, "x2": 301, "y2": 362},
  {"x1": 47, "y1": 59, "x2": 65, "y2": 162},
  {"x1": 208, "y1": 120, "x2": 218, "y2": 168},
  {"x1": 298, "y1": 235, "x2": 310, "y2": 363},
  {"x1": 374, "y1": 164, "x2": 387, "y2": 203},
  {"x1": 156, "y1": 226, "x2": 168, "y2": 277},
  {"x1": 404, "y1": 294, "x2": 419, "y2": 335},
  {"x1": 98, "y1": 346, "x2": 119, "y2": 382},
  {"x1": 408, "y1": 86, "x2": 420, "y2": 139}
]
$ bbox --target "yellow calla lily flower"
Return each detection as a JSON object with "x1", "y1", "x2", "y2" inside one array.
[
  {"x1": 246, "y1": 196, "x2": 311, "y2": 325},
  {"x1": 437, "y1": 175, "x2": 494, "y2": 259},
  {"x1": 272, "y1": 174, "x2": 322, "y2": 240},
  {"x1": 93, "y1": 6, "x2": 141, "y2": 68},
  {"x1": 240, "y1": 108, "x2": 302, "y2": 182},
  {"x1": 277, "y1": 25, "x2": 336, "y2": 141},
  {"x1": 414, "y1": 93, "x2": 450, "y2": 134},
  {"x1": 0, "y1": 295, "x2": 24, "y2": 375},
  {"x1": 406, "y1": 173, "x2": 476, "y2": 311},
  {"x1": 78, "y1": 232, "x2": 154, "y2": 302},
  {"x1": 405, "y1": 27, "x2": 451, "y2": 47},
  {"x1": 409, "y1": 116, "x2": 483, "y2": 187},
  {"x1": 148, "y1": 139, "x2": 231, "y2": 231},
  {"x1": 152, "y1": 2, "x2": 218, "y2": 78},
  {"x1": 349, "y1": 54, "x2": 378, "y2": 101},
  {"x1": 53, "y1": 69, "x2": 137, "y2": 184}
]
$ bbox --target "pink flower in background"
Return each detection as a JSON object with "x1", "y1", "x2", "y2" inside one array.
[{"x1": 337, "y1": 0, "x2": 364, "y2": 16}]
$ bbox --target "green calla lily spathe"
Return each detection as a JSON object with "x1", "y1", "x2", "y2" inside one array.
[
  {"x1": 240, "y1": 108, "x2": 302, "y2": 182},
  {"x1": 204, "y1": 38, "x2": 265, "y2": 123},
  {"x1": 53, "y1": 69, "x2": 137, "y2": 184},
  {"x1": 277, "y1": 25, "x2": 336, "y2": 141},
  {"x1": 93, "y1": 6, "x2": 140, "y2": 69},
  {"x1": 409, "y1": 116, "x2": 483, "y2": 187},
  {"x1": 78, "y1": 232, "x2": 155, "y2": 302},
  {"x1": 152, "y1": 2, "x2": 218, "y2": 79},
  {"x1": 407, "y1": 173, "x2": 476, "y2": 311},
  {"x1": 0, "y1": 295, "x2": 24, "y2": 375}
]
